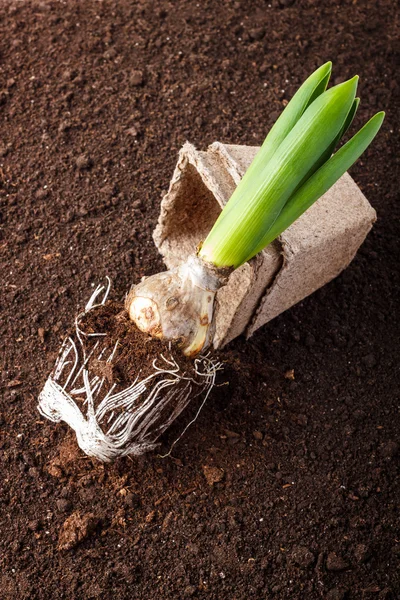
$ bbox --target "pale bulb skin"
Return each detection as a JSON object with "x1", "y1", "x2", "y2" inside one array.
[{"x1": 126, "y1": 255, "x2": 231, "y2": 357}]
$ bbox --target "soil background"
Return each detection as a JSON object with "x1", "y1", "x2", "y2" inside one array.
[{"x1": 0, "y1": 1, "x2": 399, "y2": 599}]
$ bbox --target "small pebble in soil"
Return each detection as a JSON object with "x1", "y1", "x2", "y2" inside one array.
[
  {"x1": 58, "y1": 512, "x2": 99, "y2": 551},
  {"x1": 124, "y1": 250, "x2": 135, "y2": 265},
  {"x1": 59, "y1": 487, "x2": 70, "y2": 499},
  {"x1": 326, "y1": 588, "x2": 347, "y2": 600},
  {"x1": 47, "y1": 463, "x2": 63, "y2": 478},
  {"x1": 290, "y1": 545, "x2": 315, "y2": 568},
  {"x1": 35, "y1": 188, "x2": 49, "y2": 200},
  {"x1": 248, "y1": 27, "x2": 265, "y2": 40},
  {"x1": 75, "y1": 153, "x2": 92, "y2": 170},
  {"x1": 0, "y1": 90, "x2": 9, "y2": 105},
  {"x1": 361, "y1": 353, "x2": 377, "y2": 368},
  {"x1": 28, "y1": 519, "x2": 41, "y2": 532},
  {"x1": 124, "y1": 493, "x2": 141, "y2": 509},
  {"x1": 38, "y1": 327, "x2": 46, "y2": 343},
  {"x1": 130, "y1": 70, "x2": 144, "y2": 86},
  {"x1": 162, "y1": 511, "x2": 174, "y2": 531},
  {"x1": 305, "y1": 333, "x2": 316, "y2": 347},
  {"x1": 284, "y1": 369, "x2": 295, "y2": 380},
  {"x1": 22, "y1": 452, "x2": 34, "y2": 465},
  {"x1": 58, "y1": 120, "x2": 72, "y2": 134},
  {"x1": 145, "y1": 510, "x2": 155, "y2": 523},
  {"x1": 56, "y1": 498, "x2": 72, "y2": 513},
  {"x1": 202, "y1": 465, "x2": 225, "y2": 486},
  {"x1": 183, "y1": 585, "x2": 197, "y2": 597},
  {"x1": 353, "y1": 543, "x2": 370, "y2": 563},
  {"x1": 125, "y1": 126, "x2": 139, "y2": 137},
  {"x1": 379, "y1": 440, "x2": 398, "y2": 458},
  {"x1": 326, "y1": 552, "x2": 349, "y2": 571}
]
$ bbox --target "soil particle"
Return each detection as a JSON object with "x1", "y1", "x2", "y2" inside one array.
[
  {"x1": 379, "y1": 440, "x2": 399, "y2": 459},
  {"x1": 124, "y1": 492, "x2": 141, "y2": 508},
  {"x1": 353, "y1": 543, "x2": 370, "y2": 564},
  {"x1": 162, "y1": 511, "x2": 174, "y2": 531},
  {"x1": 290, "y1": 545, "x2": 315, "y2": 568},
  {"x1": 75, "y1": 153, "x2": 93, "y2": 171},
  {"x1": 58, "y1": 512, "x2": 100, "y2": 551},
  {"x1": 28, "y1": 520, "x2": 41, "y2": 532},
  {"x1": 202, "y1": 465, "x2": 225, "y2": 485},
  {"x1": 37, "y1": 327, "x2": 46, "y2": 343},
  {"x1": 47, "y1": 463, "x2": 63, "y2": 479},
  {"x1": 89, "y1": 358, "x2": 115, "y2": 384},
  {"x1": 56, "y1": 498, "x2": 72, "y2": 513},
  {"x1": 130, "y1": 70, "x2": 144, "y2": 86},
  {"x1": 326, "y1": 552, "x2": 350, "y2": 572},
  {"x1": 145, "y1": 510, "x2": 155, "y2": 523},
  {"x1": 362, "y1": 353, "x2": 377, "y2": 368},
  {"x1": 326, "y1": 589, "x2": 347, "y2": 600}
]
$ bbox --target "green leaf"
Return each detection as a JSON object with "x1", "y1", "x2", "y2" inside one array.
[
  {"x1": 253, "y1": 62, "x2": 332, "y2": 168},
  {"x1": 340, "y1": 96, "x2": 360, "y2": 138},
  {"x1": 200, "y1": 77, "x2": 358, "y2": 269},
  {"x1": 225, "y1": 63, "x2": 333, "y2": 216},
  {"x1": 242, "y1": 111, "x2": 385, "y2": 261},
  {"x1": 305, "y1": 66, "x2": 332, "y2": 108},
  {"x1": 294, "y1": 97, "x2": 361, "y2": 191}
]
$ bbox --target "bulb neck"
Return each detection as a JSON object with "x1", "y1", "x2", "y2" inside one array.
[{"x1": 188, "y1": 254, "x2": 233, "y2": 291}]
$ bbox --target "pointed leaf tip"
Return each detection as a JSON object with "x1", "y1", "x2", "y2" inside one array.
[
  {"x1": 322, "y1": 60, "x2": 332, "y2": 72},
  {"x1": 343, "y1": 75, "x2": 359, "y2": 90}
]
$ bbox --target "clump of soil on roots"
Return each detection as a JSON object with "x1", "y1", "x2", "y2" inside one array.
[{"x1": 79, "y1": 301, "x2": 195, "y2": 385}]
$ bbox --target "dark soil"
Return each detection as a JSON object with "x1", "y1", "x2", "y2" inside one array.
[{"x1": 0, "y1": 1, "x2": 398, "y2": 599}]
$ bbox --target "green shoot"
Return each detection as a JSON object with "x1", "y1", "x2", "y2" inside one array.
[
  {"x1": 225, "y1": 62, "x2": 332, "y2": 215},
  {"x1": 198, "y1": 65, "x2": 384, "y2": 269},
  {"x1": 252, "y1": 61, "x2": 332, "y2": 170},
  {"x1": 242, "y1": 111, "x2": 385, "y2": 262}
]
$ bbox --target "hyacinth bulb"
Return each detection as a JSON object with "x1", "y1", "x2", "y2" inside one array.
[{"x1": 125, "y1": 255, "x2": 231, "y2": 357}]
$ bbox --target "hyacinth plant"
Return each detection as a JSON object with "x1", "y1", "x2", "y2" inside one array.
[
  {"x1": 127, "y1": 62, "x2": 384, "y2": 356},
  {"x1": 38, "y1": 63, "x2": 384, "y2": 461}
]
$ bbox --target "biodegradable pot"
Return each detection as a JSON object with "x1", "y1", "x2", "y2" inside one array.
[{"x1": 153, "y1": 142, "x2": 376, "y2": 349}]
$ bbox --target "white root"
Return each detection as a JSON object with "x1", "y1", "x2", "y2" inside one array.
[{"x1": 37, "y1": 280, "x2": 222, "y2": 462}]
